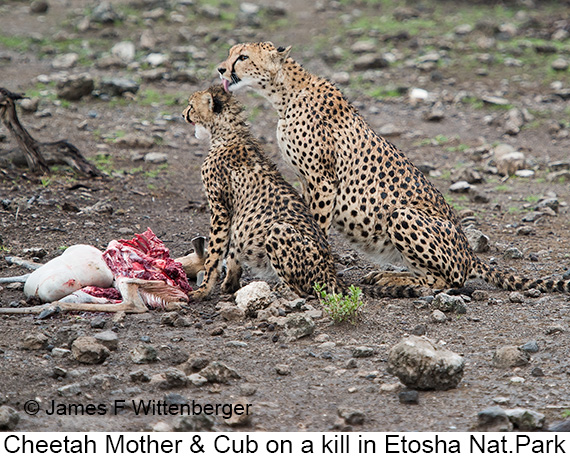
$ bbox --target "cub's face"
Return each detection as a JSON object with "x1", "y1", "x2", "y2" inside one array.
[
  {"x1": 217, "y1": 42, "x2": 291, "y2": 93},
  {"x1": 182, "y1": 89, "x2": 215, "y2": 141}
]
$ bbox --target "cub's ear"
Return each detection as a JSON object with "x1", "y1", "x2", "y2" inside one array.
[
  {"x1": 275, "y1": 45, "x2": 292, "y2": 61},
  {"x1": 200, "y1": 92, "x2": 214, "y2": 111}
]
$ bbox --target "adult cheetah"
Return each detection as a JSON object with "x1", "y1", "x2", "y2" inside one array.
[
  {"x1": 217, "y1": 42, "x2": 570, "y2": 294},
  {"x1": 182, "y1": 86, "x2": 340, "y2": 299}
]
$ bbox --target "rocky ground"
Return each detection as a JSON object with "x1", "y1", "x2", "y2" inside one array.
[{"x1": 1, "y1": 0, "x2": 569, "y2": 432}]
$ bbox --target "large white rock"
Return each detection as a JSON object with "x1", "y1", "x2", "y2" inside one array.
[{"x1": 387, "y1": 335, "x2": 464, "y2": 390}]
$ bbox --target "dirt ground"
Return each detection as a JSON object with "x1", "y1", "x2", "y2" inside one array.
[{"x1": 1, "y1": 0, "x2": 569, "y2": 432}]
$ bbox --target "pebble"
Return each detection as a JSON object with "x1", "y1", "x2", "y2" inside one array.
[
  {"x1": 524, "y1": 288, "x2": 541, "y2": 298},
  {"x1": 509, "y1": 376, "x2": 525, "y2": 384},
  {"x1": 90, "y1": 315, "x2": 108, "y2": 329},
  {"x1": 0, "y1": 406, "x2": 20, "y2": 431},
  {"x1": 199, "y1": 361, "x2": 241, "y2": 384},
  {"x1": 162, "y1": 368, "x2": 188, "y2": 388},
  {"x1": 515, "y1": 226, "x2": 535, "y2": 236},
  {"x1": 275, "y1": 364, "x2": 291, "y2": 375},
  {"x1": 99, "y1": 78, "x2": 140, "y2": 97},
  {"x1": 531, "y1": 367, "x2": 544, "y2": 377},
  {"x1": 520, "y1": 340, "x2": 539, "y2": 353},
  {"x1": 72, "y1": 336, "x2": 110, "y2": 364},
  {"x1": 464, "y1": 228, "x2": 490, "y2": 253},
  {"x1": 284, "y1": 314, "x2": 315, "y2": 341},
  {"x1": 449, "y1": 181, "x2": 471, "y2": 193},
  {"x1": 111, "y1": 41, "x2": 136, "y2": 63},
  {"x1": 353, "y1": 54, "x2": 389, "y2": 71},
  {"x1": 477, "y1": 406, "x2": 513, "y2": 432},
  {"x1": 130, "y1": 344, "x2": 158, "y2": 364},
  {"x1": 432, "y1": 293, "x2": 466, "y2": 314},
  {"x1": 51, "y1": 347, "x2": 71, "y2": 358},
  {"x1": 508, "y1": 292, "x2": 525, "y2": 303},
  {"x1": 56, "y1": 74, "x2": 94, "y2": 101},
  {"x1": 503, "y1": 247, "x2": 523, "y2": 259},
  {"x1": 94, "y1": 330, "x2": 119, "y2": 351},
  {"x1": 173, "y1": 414, "x2": 214, "y2": 432},
  {"x1": 225, "y1": 397, "x2": 252, "y2": 427},
  {"x1": 337, "y1": 406, "x2": 365, "y2": 425},
  {"x1": 52, "y1": 53, "x2": 79, "y2": 69},
  {"x1": 505, "y1": 408, "x2": 545, "y2": 431},
  {"x1": 188, "y1": 373, "x2": 208, "y2": 387},
  {"x1": 398, "y1": 390, "x2": 419, "y2": 404},
  {"x1": 492, "y1": 346, "x2": 530, "y2": 368},
  {"x1": 431, "y1": 309, "x2": 447, "y2": 322},
  {"x1": 130, "y1": 369, "x2": 151, "y2": 383},
  {"x1": 58, "y1": 382, "x2": 82, "y2": 397},
  {"x1": 471, "y1": 290, "x2": 489, "y2": 301},
  {"x1": 21, "y1": 333, "x2": 49, "y2": 350},
  {"x1": 504, "y1": 108, "x2": 524, "y2": 135},
  {"x1": 142, "y1": 152, "x2": 168, "y2": 164},
  {"x1": 551, "y1": 58, "x2": 569, "y2": 72}
]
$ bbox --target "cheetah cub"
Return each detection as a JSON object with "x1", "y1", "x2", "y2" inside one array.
[
  {"x1": 218, "y1": 42, "x2": 570, "y2": 295},
  {"x1": 182, "y1": 86, "x2": 340, "y2": 300}
]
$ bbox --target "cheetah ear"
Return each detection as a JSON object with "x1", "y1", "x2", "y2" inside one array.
[
  {"x1": 275, "y1": 45, "x2": 292, "y2": 62},
  {"x1": 200, "y1": 92, "x2": 214, "y2": 112}
]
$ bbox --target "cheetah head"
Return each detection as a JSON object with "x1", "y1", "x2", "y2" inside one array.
[
  {"x1": 217, "y1": 42, "x2": 291, "y2": 93},
  {"x1": 182, "y1": 86, "x2": 243, "y2": 140}
]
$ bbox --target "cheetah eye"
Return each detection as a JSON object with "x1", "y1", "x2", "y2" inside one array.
[{"x1": 237, "y1": 55, "x2": 249, "y2": 61}]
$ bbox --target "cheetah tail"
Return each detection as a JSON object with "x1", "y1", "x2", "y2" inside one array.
[
  {"x1": 360, "y1": 284, "x2": 421, "y2": 299},
  {"x1": 471, "y1": 257, "x2": 570, "y2": 294}
]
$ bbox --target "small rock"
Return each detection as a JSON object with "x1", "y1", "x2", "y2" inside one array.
[
  {"x1": 352, "y1": 346, "x2": 374, "y2": 358},
  {"x1": 111, "y1": 41, "x2": 136, "y2": 63},
  {"x1": 210, "y1": 326, "x2": 224, "y2": 336},
  {"x1": 90, "y1": 315, "x2": 107, "y2": 329},
  {"x1": 411, "y1": 324, "x2": 427, "y2": 335},
  {"x1": 130, "y1": 344, "x2": 158, "y2": 364},
  {"x1": 503, "y1": 247, "x2": 523, "y2": 259},
  {"x1": 130, "y1": 369, "x2": 151, "y2": 383},
  {"x1": 551, "y1": 58, "x2": 569, "y2": 72},
  {"x1": 30, "y1": 0, "x2": 49, "y2": 14},
  {"x1": 173, "y1": 414, "x2": 214, "y2": 432},
  {"x1": 22, "y1": 333, "x2": 49, "y2": 350},
  {"x1": 477, "y1": 406, "x2": 513, "y2": 432},
  {"x1": 144, "y1": 152, "x2": 168, "y2": 164},
  {"x1": 338, "y1": 406, "x2": 365, "y2": 425},
  {"x1": 505, "y1": 108, "x2": 524, "y2": 135},
  {"x1": 449, "y1": 181, "x2": 471, "y2": 193},
  {"x1": 162, "y1": 368, "x2": 188, "y2": 388},
  {"x1": 71, "y1": 336, "x2": 110, "y2": 364},
  {"x1": 188, "y1": 373, "x2": 208, "y2": 387},
  {"x1": 199, "y1": 362, "x2": 240, "y2": 384},
  {"x1": 423, "y1": 102, "x2": 445, "y2": 122},
  {"x1": 508, "y1": 292, "x2": 525, "y2": 303},
  {"x1": 275, "y1": 364, "x2": 291, "y2": 375},
  {"x1": 535, "y1": 197, "x2": 559, "y2": 213},
  {"x1": 56, "y1": 74, "x2": 94, "y2": 101},
  {"x1": 454, "y1": 23, "x2": 473, "y2": 35},
  {"x1": 116, "y1": 133, "x2": 154, "y2": 149},
  {"x1": 510, "y1": 376, "x2": 525, "y2": 384},
  {"x1": 515, "y1": 226, "x2": 535, "y2": 236},
  {"x1": 220, "y1": 303, "x2": 245, "y2": 321},
  {"x1": 495, "y1": 151, "x2": 527, "y2": 176},
  {"x1": 19, "y1": 97, "x2": 39, "y2": 113},
  {"x1": 235, "y1": 281, "x2": 273, "y2": 317},
  {"x1": 464, "y1": 228, "x2": 490, "y2": 253},
  {"x1": 58, "y1": 382, "x2": 82, "y2": 397},
  {"x1": 431, "y1": 309, "x2": 447, "y2": 322},
  {"x1": 52, "y1": 53, "x2": 79, "y2": 69},
  {"x1": 531, "y1": 367, "x2": 544, "y2": 377},
  {"x1": 99, "y1": 78, "x2": 139, "y2": 97},
  {"x1": 520, "y1": 340, "x2": 539, "y2": 353},
  {"x1": 524, "y1": 288, "x2": 541, "y2": 298},
  {"x1": 482, "y1": 95, "x2": 510, "y2": 106},
  {"x1": 432, "y1": 293, "x2": 466, "y2": 313},
  {"x1": 353, "y1": 54, "x2": 389, "y2": 71},
  {"x1": 409, "y1": 88, "x2": 429, "y2": 103},
  {"x1": 398, "y1": 390, "x2": 419, "y2": 404},
  {"x1": 94, "y1": 330, "x2": 118, "y2": 350},
  {"x1": 505, "y1": 408, "x2": 545, "y2": 431},
  {"x1": 493, "y1": 346, "x2": 530, "y2": 368},
  {"x1": 387, "y1": 335, "x2": 464, "y2": 390},
  {"x1": 515, "y1": 169, "x2": 534, "y2": 178},
  {"x1": 0, "y1": 406, "x2": 20, "y2": 431},
  {"x1": 225, "y1": 398, "x2": 252, "y2": 427},
  {"x1": 284, "y1": 314, "x2": 315, "y2": 340},
  {"x1": 545, "y1": 325, "x2": 565, "y2": 335},
  {"x1": 91, "y1": 2, "x2": 120, "y2": 23},
  {"x1": 160, "y1": 312, "x2": 190, "y2": 327}
]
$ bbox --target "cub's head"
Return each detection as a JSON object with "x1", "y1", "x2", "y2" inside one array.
[
  {"x1": 182, "y1": 86, "x2": 244, "y2": 140},
  {"x1": 217, "y1": 41, "x2": 291, "y2": 93}
]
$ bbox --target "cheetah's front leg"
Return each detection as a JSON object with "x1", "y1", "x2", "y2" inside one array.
[{"x1": 189, "y1": 206, "x2": 231, "y2": 301}]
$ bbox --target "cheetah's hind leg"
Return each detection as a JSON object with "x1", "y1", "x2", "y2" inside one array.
[{"x1": 220, "y1": 244, "x2": 243, "y2": 294}]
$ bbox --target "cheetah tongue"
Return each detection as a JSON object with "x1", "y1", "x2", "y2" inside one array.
[{"x1": 222, "y1": 78, "x2": 230, "y2": 93}]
